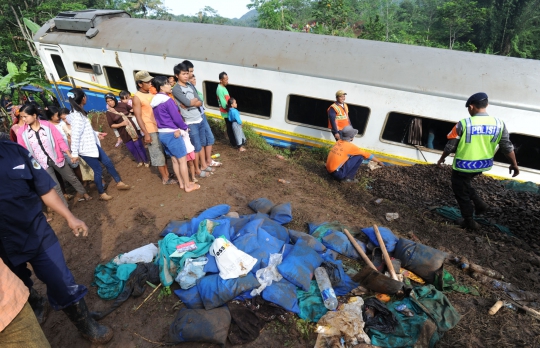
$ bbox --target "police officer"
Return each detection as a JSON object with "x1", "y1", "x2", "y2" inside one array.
[
  {"x1": 0, "y1": 140, "x2": 113, "y2": 344},
  {"x1": 437, "y1": 92, "x2": 519, "y2": 230},
  {"x1": 327, "y1": 90, "x2": 352, "y2": 141}
]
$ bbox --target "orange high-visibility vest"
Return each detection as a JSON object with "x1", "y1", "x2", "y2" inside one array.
[{"x1": 327, "y1": 103, "x2": 350, "y2": 130}]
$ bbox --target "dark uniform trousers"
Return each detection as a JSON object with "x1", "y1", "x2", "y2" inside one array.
[
  {"x1": 331, "y1": 155, "x2": 364, "y2": 181},
  {"x1": 0, "y1": 140, "x2": 87, "y2": 311},
  {"x1": 451, "y1": 169, "x2": 481, "y2": 218}
]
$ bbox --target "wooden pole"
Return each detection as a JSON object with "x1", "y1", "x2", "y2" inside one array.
[
  {"x1": 373, "y1": 225, "x2": 399, "y2": 281},
  {"x1": 344, "y1": 229, "x2": 377, "y2": 270}
]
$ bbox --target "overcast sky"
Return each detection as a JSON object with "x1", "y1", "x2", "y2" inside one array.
[{"x1": 162, "y1": 0, "x2": 252, "y2": 19}]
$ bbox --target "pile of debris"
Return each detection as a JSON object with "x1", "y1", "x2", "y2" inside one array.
[
  {"x1": 90, "y1": 198, "x2": 512, "y2": 347},
  {"x1": 364, "y1": 164, "x2": 540, "y2": 244}
]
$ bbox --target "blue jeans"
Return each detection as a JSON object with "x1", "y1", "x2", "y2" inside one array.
[
  {"x1": 81, "y1": 146, "x2": 122, "y2": 194},
  {"x1": 1, "y1": 241, "x2": 88, "y2": 310},
  {"x1": 200, "y1": 114, "x2": 215, "y2": 147},
  {"x1": 187, "y1": 121, "x2": 204, "y2": 153},
  {"x1": 330, "y1": 155, "x2": 364, "y2": 181}
]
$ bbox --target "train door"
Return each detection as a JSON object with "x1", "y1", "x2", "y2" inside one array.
[{"x1": 38, "y1": 45, "x2": 71, "y2": 107}]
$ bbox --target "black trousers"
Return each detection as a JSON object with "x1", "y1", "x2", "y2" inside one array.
[
  {"x1": 451, "y1": 170, "x2": 482, "y2": 218},
  {"x1": 225, "y1": 118, "x2": 238, "y2": 147}
]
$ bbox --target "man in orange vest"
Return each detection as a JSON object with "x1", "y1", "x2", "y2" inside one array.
[
  {"x1": 327, "y1": 90, "x2": 351, "y2": 140},
  {"x1": 326, "y1": 126, "x2": 384, "y2": 182}
]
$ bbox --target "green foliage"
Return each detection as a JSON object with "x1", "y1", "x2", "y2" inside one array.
[
  {"x1": 23, "y1": 18, "x2": 41, "y2": 34},
  {"x1": 437, "y1": 0, "x2": 487, "y2": 49},
  {"x1": 243, "y1": 123, "x2": 278, "y2": 153},
  {"x1": 312, "y1": 0, "x2": 352, "y2": 35}
]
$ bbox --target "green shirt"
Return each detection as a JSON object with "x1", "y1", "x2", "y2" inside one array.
[{"x1": 216, "y1": 84, "x2": 229, "y2": 119}]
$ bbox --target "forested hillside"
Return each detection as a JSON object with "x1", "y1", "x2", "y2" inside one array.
[{"x1": 1, "y1": 0, "x2": 538, "y2": 78}]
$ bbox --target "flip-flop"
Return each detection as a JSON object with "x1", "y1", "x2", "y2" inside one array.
[
  {"x1": 209, "y1": 160, "x2": 222, "y2": 167},
  {"x1": 202, "y1": 166, "x2": 216, "y2": 173},
  {"x1": 198, "y1": 171, "x2": 210, "y2": 178},
  {"x1": 163, "y1": 178, "x2": 178, "y2": 185}
]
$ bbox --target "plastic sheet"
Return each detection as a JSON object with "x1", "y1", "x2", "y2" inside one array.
[
  {"x1": 169, "y1": 307, "x2": 231, "y2": 345},
  {"x1": 115, "y1": 243, "x2": 157, "y2": 264},
  {"x1": 197, "y1": 273, "x2": 260, "y2": 310},
  {"x1": 361, "y1": 226, "x2": 398, "y2": 253},
  {"x1": 269, "y1": 202, "x2": 293, "y2": 224},
  {"x1": 277, "y1": 239, "x2": 323, "y2": 291},
  {"x1": 251, "y1": 252, "x2": 283, "y2": 296},
  {"x1": 315, "y1": 297, "x2": 371, "y2": 347},
  {"x1": 262, "y1": 278, "x2": 300, "y2": 314},
  {"x1": 209, "y1": 236, "x2": 257, "y2": 279},
  {"x1": 248, "y1": 197, "x2": 275, "y2": 214},
  {"x1": 175, "y1": 256, "x2": 208, "y2": 289}
]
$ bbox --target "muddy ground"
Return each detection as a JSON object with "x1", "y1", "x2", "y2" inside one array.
[{"x1": 38, "y1": 118, "x2": 540, "y2": 347}]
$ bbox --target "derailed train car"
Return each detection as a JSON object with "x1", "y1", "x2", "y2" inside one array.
[{"x1": 33, "y1": 10, "x2": 540, "y2": 182}]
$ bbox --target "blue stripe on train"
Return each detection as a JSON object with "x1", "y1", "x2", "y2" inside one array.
[{"x1": 51, "y1": 84, "x2": 109, "y2": 112}]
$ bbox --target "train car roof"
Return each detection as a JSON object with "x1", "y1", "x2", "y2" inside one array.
[{"x1": 35, "y1": 12, "x2": 540, "y2": 112}]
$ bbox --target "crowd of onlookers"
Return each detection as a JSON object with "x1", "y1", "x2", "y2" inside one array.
[{"x1": 2, "y1": 59, "x2": 247, "y2": 205}]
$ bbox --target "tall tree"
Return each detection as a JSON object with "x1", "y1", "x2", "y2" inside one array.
[{"x1": 437, "y1": 0, "x2": 487, "y2": 49}]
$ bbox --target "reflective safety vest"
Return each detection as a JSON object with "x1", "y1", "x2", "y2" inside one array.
[
  {"x1": 327, "y1": 103, "x2": 350, "y2": 130},
  {"x1": 453, "y1": 116, "x2": 504, "y2": 173}
]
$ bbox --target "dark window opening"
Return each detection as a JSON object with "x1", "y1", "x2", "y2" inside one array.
[
  {"x1": 382, "y1": 112, "x2": 455, "y2": 151},
  {"x1": 204, "y1": 81, "x2": 272, "y2": 118},
  {"x1": 104, "y1": 66, "x2": 128, "y2": 91},
  {"x1": 286, "y1": 95, "x2": 370, "y2": 135},
  {"x1": 50, "y1": 54, "x2": 69, "y2": 82},
  {"x1": 74, "y1": 62, "x2": 93, "y2": 73},
  {"x1": 133, "y1": 70, "x2": 174, "y2": 90},
  {"x1": 494, "y1": 133, "x2": 540, "y2": 171}
]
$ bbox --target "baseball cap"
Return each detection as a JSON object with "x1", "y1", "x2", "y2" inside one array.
[
  {"x1": 135, "y1": 70, "x2": 153, "y2": 82},
  {"x1": 341, "y1": 125, "x2": 358, "y2": 141},
  {"x1": 336, "y1": 90, "x2": 347, "y2": 97},
  {"x1": 465, "y1": 92, "x2": 488, "y2": 107}
]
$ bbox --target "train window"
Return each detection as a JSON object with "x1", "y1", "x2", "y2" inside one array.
[
  {"x1": 494, "y1": 133, "x2": 540, "y2": 171},
  {"x1": 103, "y1": 66, "x2": 128, "y2": 91},
  {"x1": 381, "y1": 112, "x2": 455, "y2": 151},
  {"x1": 286, "y1": 94, "x2": 369, "y2": 135},
  {"x1": 203, "y1": 81, "x2": 272, "y2": 118},
  {"x1": 50, "y1": 54, "x2": 69, "y2": 82},
  {"x1": 74, "y1": 62, "x2": 93, "y2": 73}
]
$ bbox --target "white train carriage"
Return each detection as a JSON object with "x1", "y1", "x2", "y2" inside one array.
[{"x1": 33, "y1": 10, "x2": 540, "y2": 182}]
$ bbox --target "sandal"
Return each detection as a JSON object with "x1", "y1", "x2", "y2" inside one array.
[
  {"x1": 144, "y1": 163, "x2": 150, "y2": 168},
  {"x1": 162, "y1": 178, "x2": 178, "y2": 185},
  {"x1": 137, "y1": 163, "x2": 143, "y2": 168},
  {"x1": 198, "y1": 171, "x2": 211, "y2": 178},
  {"x1": 64, "y1": 194, "x2": 74, "y2": 200},
  {"x1": 191, "y1": 177, "x2": 199, "y2": 183},
  {"x1": 209, "y1": 160, "x2": 222, "y2": 167},
  {"x1": 202, "y1": 166, "x2": 216, "y2": 173}
]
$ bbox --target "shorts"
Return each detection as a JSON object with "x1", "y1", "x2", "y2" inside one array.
[
  {"x1": 187, "y1": 121, "x2": 204, "y2": 153},
  {"x1": 148, "y1": 132, "x2": 166, "y2": 167},
  {"x1": 186, "y1": 151, "x2": 196, "y2": 161},
  {"x1": 200, "y1": 114, "x2": 215, "y2": 147},
  {"x1": 158, "y1": 132, "x2": 187, "y2": 158}
]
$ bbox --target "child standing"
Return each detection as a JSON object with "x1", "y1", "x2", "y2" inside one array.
[
  {"x1": 227, "y1": 98, "x2": 246, "y2": 152},
  {"x1": 119, "y1": 90, "x2": 142, "y2": 133}
]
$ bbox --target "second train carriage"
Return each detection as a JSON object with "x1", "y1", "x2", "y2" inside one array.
[{"x1": 33, "y1": 10, "x2": 540, "y2": 182}]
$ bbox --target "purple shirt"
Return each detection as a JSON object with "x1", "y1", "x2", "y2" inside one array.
[{"x1": 150, "y1": 93, "x2": 188, "y2": 132}]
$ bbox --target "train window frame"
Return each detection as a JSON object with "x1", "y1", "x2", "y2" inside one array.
[
  {"x1": 73, "y1": 62, "x2": 93, "y2": 74},
  {"x1": 284, "y1": 93, "x2": 370, "y2": 137},
  {"x1": 50, "y1": 54, "x2": 69, "y2": 82},
  {"x1": 202, "y1": 81, "x2": 272, "y2": 120},
  {"x1": 103, "y1": 66, "x2": 128, "y2": 91},
  {"x1": 379, "y1": 111, "x2": 456, "y2": 153},
  {"x1": 493, "y1": 132, "x2": 540, "y2": 172}
]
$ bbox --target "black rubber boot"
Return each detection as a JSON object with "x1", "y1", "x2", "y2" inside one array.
[
  {"x1": 472, "y1": 198, "x2": 489, "y2": 215},
  {"x1": 62, "y1": 298, "x2": 114, "y2": 344},
  {"x1": 28, "y1": 288, "x2": 50, "y2": 325},
  {"x1": 458, "y1": 217, "x2": 480, "y2": 230}
]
